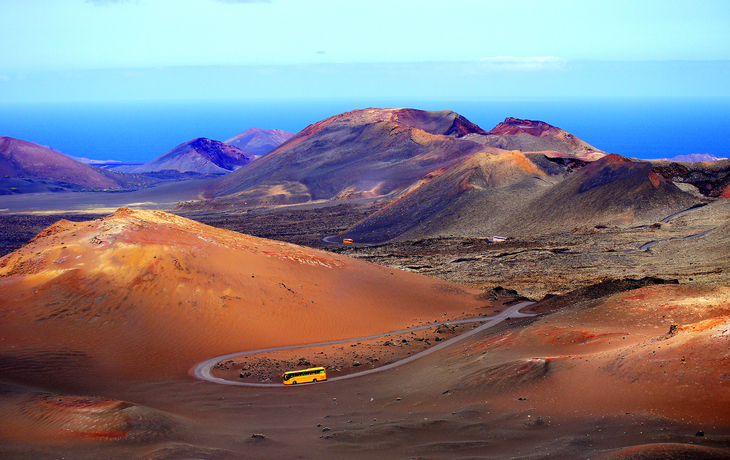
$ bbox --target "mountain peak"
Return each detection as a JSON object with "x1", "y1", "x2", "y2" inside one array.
[
  {"x1": 225, "y1": 128, "x2": 294, "y2": 156},
  {"x1": 208, "y1": 108, "x2": 489, "y2": 204},
  {"x1": 475, "y1": 117, "x2": 605, "y2": 161},
  {"x1": 0, "y1": 136, "x2": 126, "y2": 189},
  {"x1": 134, "y1": 137, "x2": 256, "y2": 175},
  {"x1": 284, "y1": 108, "x2": 487, "y2": 148},
  {"x1": 487, "y1": 117, "x2": 557, "y2": 136}
]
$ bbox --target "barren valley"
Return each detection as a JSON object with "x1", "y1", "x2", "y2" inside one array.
[{"x1": 1, "y1": 109, "x2": 728, "y2": 459}]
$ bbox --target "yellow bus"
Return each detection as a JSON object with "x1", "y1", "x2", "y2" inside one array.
[{"x1": 282, "y1": 367, "x2": 327, "y2": 385}]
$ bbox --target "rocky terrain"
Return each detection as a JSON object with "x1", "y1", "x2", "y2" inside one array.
[
  {"x1": 171, "y1": 110, "x2": 730, "y2": 250},
  {"x1": 0, "y1": 108, "x2": 728, "y2": 459}
]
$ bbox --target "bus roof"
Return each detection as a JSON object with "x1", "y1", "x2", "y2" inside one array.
[{"x1": 282, "y1": 366, "x2": 326, "y2": 375}]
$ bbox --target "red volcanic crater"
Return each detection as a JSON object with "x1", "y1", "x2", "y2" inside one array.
[
  {"x1": 486, "y1": 117, "x2": 561, "y2": 136},
  {"x1": 478, "y1": 117, "x2": 606, "y2": 161}
]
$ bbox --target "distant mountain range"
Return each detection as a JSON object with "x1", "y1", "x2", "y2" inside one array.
[
  {"x1": 174, "y1": 108, "x2": 729, "y2": 242},
  {"x1": 0, "y1": 136, "x2": 152, "y2": 193},
  {"x1": 182, "y1": 109, "x2": 607, "y2": 213},
  {"x1": 0, "y1": 128, "x2": 293, "y2": 194},
  {"x1": 225, "y1": 127, "x2": 294, "y2": 156},
  {"x1": 4, "y1": 109, "x2": 729, "y2": 243},
  {"x1": 205, "y1": 108, "x2": 513, "y2": 205},
  {"x1": 102, "y1": 128, "x2": 293, "y2": 176},
  {"x1": 131, "y1": 137, "x2": 256, "y2": 175}
]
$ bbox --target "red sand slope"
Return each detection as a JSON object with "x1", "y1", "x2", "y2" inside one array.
[
  {"x1": 0, "y1": 208, "x2": 489, "y2": 391},
  {"x1": 440, "y1": 284, "x2": 730, "y2": 424}
]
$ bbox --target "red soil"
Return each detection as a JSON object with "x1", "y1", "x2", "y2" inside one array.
[
  {"x1": 0, "y1": 208, "x2": 490, "y2": 388},
  {"x1": 0, "y1": 210, "x2": 728, "y2": 458}
]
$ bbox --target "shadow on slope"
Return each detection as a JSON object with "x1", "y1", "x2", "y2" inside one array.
[
  {"x1": 199, "y1": 108, "x2": 490, "y2": 207},
  {"x1": 502, "y1": 154, "x2": 704, "y2": 235},
  {"x1": 337, "y1": 150, "x2": 555, "y2": 243},
  {"x1": 0, "y1": 208, "x2": 487, "y2": 394}
]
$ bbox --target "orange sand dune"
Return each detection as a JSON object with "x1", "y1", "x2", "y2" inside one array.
[
  {"x1": 439, "y1": 284, "x2": 730, "y2": 423},
  {"x1": 0, "y1": 208, "x2": 489, "y2": 391},
  {"x1": 2, "y1": 209, "x2": 727, "y2": 458}
]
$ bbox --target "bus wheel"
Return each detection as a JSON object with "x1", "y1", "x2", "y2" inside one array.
[
  {"x1": 293, "y1": 381, "x2": 297, "y2": 385},
  {"x1": 312, "y1": 379, "x2": 317, "y2": 383}
]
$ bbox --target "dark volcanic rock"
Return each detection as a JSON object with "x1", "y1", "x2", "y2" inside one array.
[
  {"x1": 651, "y1": 158, "x2": 730, "y2": 198},
  {"x1": 527, "y1": 277, "x2": 680, "y2": 314},
  {"x1": 500, "y1": 154, "x2": 702, "y2": 234}
]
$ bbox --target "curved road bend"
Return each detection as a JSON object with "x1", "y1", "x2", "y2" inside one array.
[
  {"x1": 660, "y1": 203, "x2": 707, "y2": 223},
  {"x1": 193, "y1": 301, "x2": 535, "y2": 388},
  {"x1": 639, "y1": 204, "x2": 715, "y2": 251}
]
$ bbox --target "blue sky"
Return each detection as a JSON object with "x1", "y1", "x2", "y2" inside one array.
[{"x1": 1, "y1": 0, "x2": 729, "y2": 102}]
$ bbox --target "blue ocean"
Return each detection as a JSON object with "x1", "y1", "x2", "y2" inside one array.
[{"x1": 1, "y1": 98, "x2": 728, "y2": 162}]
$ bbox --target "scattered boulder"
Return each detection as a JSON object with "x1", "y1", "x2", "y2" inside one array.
[{"x1": 668, "y1": 324, "x2": 680, "y2": 336}]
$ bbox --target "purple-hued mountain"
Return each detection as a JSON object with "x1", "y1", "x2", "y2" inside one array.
[
  {"x1": 0, "y1": 136, "x2": 137, "y2": 190},
  {"x1": 469, "y1": 117, "x2": 605, "y2": 161},
  {"x1": 224, "y1": 128, "x2": 294, "y2": 156},
  {"x1": 206, "y1": 108, "x2": 492, "y2": 204},
  {"x1": 134, "y1": 138, "x2": 256, "y2": 175}
]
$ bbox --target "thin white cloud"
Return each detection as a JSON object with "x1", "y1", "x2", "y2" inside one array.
[
  {"x1": 86, "y1": 0, "x2": 131, "y2": 5},
  {"x1": 215, "y1": 0, "x2": 271, "y2": 3},
  {"x1": 478, "y1": 56, "x2": 567, "y2": 70}
]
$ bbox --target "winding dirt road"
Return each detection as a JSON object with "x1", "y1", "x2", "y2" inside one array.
[
  {"x1": 640, "y1": 203, "x2": 716, "y2": 251},
  {"x1": 192, "y1": 301, "x2": 535, "y2": 387}
]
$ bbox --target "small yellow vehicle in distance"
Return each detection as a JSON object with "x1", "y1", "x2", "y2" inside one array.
[
  {"x1": 343, "y1": 238, "x2": 353, "y2": 244},
  {"x1": 282, "y1": 366, "x2": 327, "y2": 385}
]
